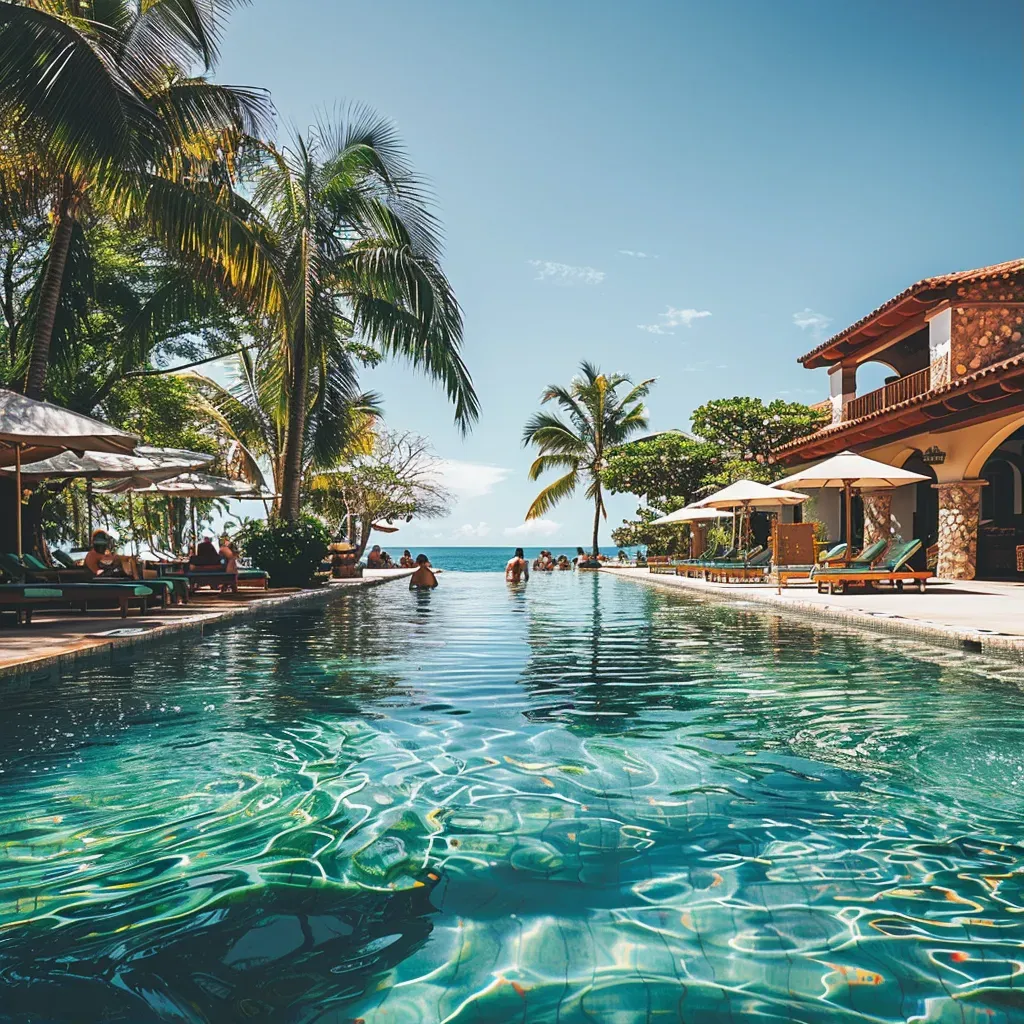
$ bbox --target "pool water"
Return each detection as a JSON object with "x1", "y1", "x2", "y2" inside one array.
[{"x1": 1, "y1": 573, "x2": 1024, "y2": 1022}]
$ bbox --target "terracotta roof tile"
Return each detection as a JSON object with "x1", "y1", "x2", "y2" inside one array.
[{"x1": 798, "y1": 258, "x2": 1024, "y2": 366}]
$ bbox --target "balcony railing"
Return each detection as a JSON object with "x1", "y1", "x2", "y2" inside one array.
[{"x1": 844, "y1": 367, "x2": 931, "y2": 421}]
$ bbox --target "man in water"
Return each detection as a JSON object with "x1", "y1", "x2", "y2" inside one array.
[
  {"x1": 409, "y1": 554, "x2": 438, "y2": 589},
  {"x1": 506, "y1": 548, "x2": 530, "y2": 583}
]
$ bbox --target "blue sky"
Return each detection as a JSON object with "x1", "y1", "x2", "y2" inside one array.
[{"x1": 216, "y1": 0, "x2": 1022, "y2": 550}]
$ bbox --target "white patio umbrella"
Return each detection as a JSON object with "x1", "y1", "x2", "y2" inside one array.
[
  {"x1": 649, "y1": 505, "x2": 735, "y2": 526},
  {"x1": 772, "y1": 450, "x2": 929, "y2": 564},
  {"x1": 694, "y1": 479, "x2": 809, "y2": 558},
  {"x1": 0, "y1": 389, "x2": 137, "y2": 557}
]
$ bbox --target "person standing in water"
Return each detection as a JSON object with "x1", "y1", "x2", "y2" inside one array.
[
  {"x1": 506, "y1": 548, "x2": 530, "y2": 583},
  {"x1": 409, "y1": 554, "x2": 438, "y2": 589}
]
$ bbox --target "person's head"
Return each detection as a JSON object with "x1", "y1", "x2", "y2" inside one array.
[
  {"x1": 91, "y1": 529, "x2": 110, "y2": 553},
  {"x1": 577, "y1": 546, "x2": 586, "y2": 556},
  {"x1": 371, "y1": 544, "x2": 381, "y2": 553},
  {"x1": 415, "y1": 553, "x2": 429, "y2": 565},
  {"x1": 515, "y1": 548, "x2": 524, "y2": 559},
  {"x1": 404, "y1": 550, "x2": 411, "y2": 558}
]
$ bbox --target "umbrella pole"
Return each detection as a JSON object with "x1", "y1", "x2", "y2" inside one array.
[
  {"x1": 14, "y1": 444, "x2": 22, "y2": 560},
  {"x1": 844, "y1": 480, "x2": 853, "y2": 565},
  {"x1": 86, "y1": 478, "x2": 94, "y2": 538},
  {"x1": 191, "y1": 500, "x2": 197, "y2": 551},
  {"x1": 128, "y1": 493, "x2": 138, "y2": 558}
]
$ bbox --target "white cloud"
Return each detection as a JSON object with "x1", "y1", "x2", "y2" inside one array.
[
  {"x1": 453, "y1": 521, "x2": 491, "y2": 540},
  {"x1": 637, "y1": 306, "x2": 712, "y2": 335},
  {"x1": 619, "y1": 249, "x2": 658, "y2": 259},
  {"x1": 528, "y1": 260, "x2": 605, "y2": 285},
  {"x1": 793, "y1": 308, "x2": 832, "y2": 339},
  {"x1": 503, "y1": 519, "x2": 561, "y2": 539},
  {"x1": 432, "y1": 460, "x2": 510, "y2": 499}
]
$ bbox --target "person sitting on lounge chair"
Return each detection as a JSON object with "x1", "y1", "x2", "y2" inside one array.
[
  {"x1": 366, "y1": 545, "x2": 383, "y2": 568},
  {"x1": 409, "y1": 554, "x2": 438, "y2": 590},
  {"x1": 84, "y1": 530, "x2": 129, "y2": 578},
  {"x1": 219, "y1": 536, "x2": 238, "y2": 574},
  {"x1": 190, "y1": 536, "x2": 222, "y2": 570}
]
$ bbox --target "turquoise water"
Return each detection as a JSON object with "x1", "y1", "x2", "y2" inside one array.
[
  {"x1": 1, "y1": 573, "x2": 1024, "y2": 1022},
  {"x1": 376, "y1": 547, "x2": 635, "y2": 572}
]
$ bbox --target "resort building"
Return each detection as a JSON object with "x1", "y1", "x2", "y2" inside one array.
[{"x1": 774, "y1": 259, "x2": 1024, "y2": 580}]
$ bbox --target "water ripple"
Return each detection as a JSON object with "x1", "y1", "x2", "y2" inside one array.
[{"x1": 0, "y1": 573, "x2": 1022, "y2": 1021}]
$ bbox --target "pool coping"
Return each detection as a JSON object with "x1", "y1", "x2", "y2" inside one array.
[
  {"x1": 0, "y1": 571, "x2": 415, "y2": 681},
  {"x1": 605, "y1": 568, "x2": 1024, "y2": 663}
]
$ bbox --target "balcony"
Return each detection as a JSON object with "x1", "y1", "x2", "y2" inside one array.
[{"x1": 844, "y1": 367, "x2": 931, "y2": 421}]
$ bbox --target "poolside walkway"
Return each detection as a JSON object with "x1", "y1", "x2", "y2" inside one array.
[
  {"x1": 605, "y1": 567, "x2": 1024, "y2": 660},
  {"x1": 0, "y1": 569, "x2": 415, "y2": 678}
]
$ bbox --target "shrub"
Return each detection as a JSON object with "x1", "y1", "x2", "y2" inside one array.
[{"x1": 241, "y1": 516, "x2": 330, "y2": 588}]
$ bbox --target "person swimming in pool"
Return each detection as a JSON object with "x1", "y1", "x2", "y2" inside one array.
[
  {"x1": 409, "y1": 554, "x2": 438, "y2": 589},
  {"x1": 505, "y1": 548, "x2": 530, "y2": 583}
]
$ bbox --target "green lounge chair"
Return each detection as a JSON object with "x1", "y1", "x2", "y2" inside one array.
[
  {"x1": 51, "y1": 550, "x2": 79, "y2": 570},
  {"x1": 0, "y1": 581, "x2": 155, "y2": 622},
  {"x1": 705, "y1": 547, "x2": 772, "y2": 582},
  {"x1": 814, "y1": 540, "x2": 928, "y2": 594},
  {"x1": 0, "y1": 551, "x2": 89, "y2": 584}
]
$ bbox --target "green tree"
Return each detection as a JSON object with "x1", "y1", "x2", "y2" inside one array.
[
  {"x1": 245, "y1": 113, "x2": 477, "y2": 521},
  {"x1": 603, "y1": 433, "x2": 721, "y2": 506},
  {"x1": 690, "y1": 397, "x2": 826, "y2": 466},
  {"x1": 306, "y1": 430, "x2": 452, "y2": 558},
  {"x1": 523, "y1": 362, "x2": 653, "y2": 555},
  {"x1": 0, "y1": 0, "x2": 273, "y2": 398}
]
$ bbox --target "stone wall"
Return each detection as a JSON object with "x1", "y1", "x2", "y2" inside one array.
[
  {"x1": 861, "y1": 491, "x2": 893, "y2": 548},
  {"x1": 950, "y1": 272, "x2": 1024, "y2": 379},
  {"x1": 935, "y1": 481, "x2": 985, "y2": 580}
]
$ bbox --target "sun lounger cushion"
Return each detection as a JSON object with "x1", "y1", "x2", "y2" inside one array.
[{"x1": 23, "y1": 587, "x2": 63, "y2": 598}]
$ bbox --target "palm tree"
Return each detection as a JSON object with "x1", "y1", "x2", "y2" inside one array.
[
  {"x1": 0, "y1": 0, "x2": 275, "y2": 398},
  {"x1": 190, "y1": 345, "x2": 380, "y2": 505},
  {"x1": 523, "y1": 362, "x2": 653, "y2": 555},
  {"x1": 246, "y1": 112, "x2": 478, "y2": 521}
]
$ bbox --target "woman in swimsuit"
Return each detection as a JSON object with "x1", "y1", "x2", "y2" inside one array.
[{"x1": 505, "y1": 547, "x2": 530, "y2": 583}]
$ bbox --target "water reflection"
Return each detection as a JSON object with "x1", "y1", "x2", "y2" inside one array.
[{"x1": 0, "y1": 575, "x2": 1022, "y2": 1021}]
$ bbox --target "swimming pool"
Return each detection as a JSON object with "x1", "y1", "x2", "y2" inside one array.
[{"x1": 1, "y1": 572, "x2": 1023, "y2": 1022}]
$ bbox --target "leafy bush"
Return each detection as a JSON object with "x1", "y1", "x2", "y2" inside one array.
[{"x1": 241, "y1": 516, "x2": 330, "y2": 588}]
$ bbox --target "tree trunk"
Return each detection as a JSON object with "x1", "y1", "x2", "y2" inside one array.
[
  {"x1": 280, "y1": 341, "x2": 309, "y2": 522},
  {"x1": 25, "y1": 180, "x2": 78, "y2": 399},
  {"x1": 591, "y1": 484, "x2": 602, "y2": 556}
]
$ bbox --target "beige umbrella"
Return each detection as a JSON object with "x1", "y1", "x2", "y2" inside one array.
[
  {"x1": 772, "y1": 450, "x2": 929, "y2": 564},
  {"x1": 649, "y1": 505, "x2": 735, "y2": 526},
  {"x1": 695, "y1": 479, "x2": 809, "y2": 558},
  {"x1": 0, "y1": 389, "x2": 137, "y2": 557},
  {"x1": 5, "y1": 447, "x2": 215, "y2": 553},
  {"x1": 99, "y1": 472, "x2": 274, "y2": 553}
]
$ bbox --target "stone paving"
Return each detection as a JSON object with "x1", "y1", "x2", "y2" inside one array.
[
  {"x1": 606, "y1": 566, "x2": 1024, "y2": 660},
  {"x1": 0, "y1": 569, "x2": 414, "y2": 678}
]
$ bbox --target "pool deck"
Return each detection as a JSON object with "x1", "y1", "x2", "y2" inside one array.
[
  {"x1": 605, "y1": 567, "x2": 1024, "y2": 660},
  {"x1": 0, "y1": 569, "x2": 415, "y2": 679}
]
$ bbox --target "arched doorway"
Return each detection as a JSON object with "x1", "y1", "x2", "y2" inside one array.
[{"x1": 977, "y1": 426, "x2": 1024, "y2": 578}]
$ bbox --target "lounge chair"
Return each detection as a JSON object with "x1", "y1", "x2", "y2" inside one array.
[
  {"x1": 2, "y1": 552, "x2": 173, "y2": 608},
  {"x1": 814, "y1": 539, "x2": 928, "y2": 594},
  {"x1": 51, "y1": 550, "x2": 80, "y2": 570},
  {"x1": 704, "y1": 547, "x2": 772, "y2": 583},
  {"x1": 775, "y1": 541, "x2": 882, "y2": 588},
  {"x1": 0, "y1": 551, "x2": 90, "y2": 584},
  {"x1": 0, "y1": 581, "x2": 156, "y2": 623}
]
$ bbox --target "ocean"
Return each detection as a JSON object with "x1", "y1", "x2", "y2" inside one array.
[{"x1": 376, "y1": 545, "x2": 637, "y2": 572}]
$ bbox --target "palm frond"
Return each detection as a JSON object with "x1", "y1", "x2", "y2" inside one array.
[{"x1": 525, "y1": 469, "x2": 578, "y2": 519}]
